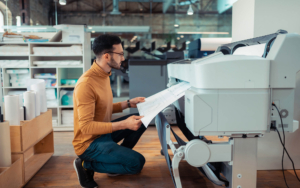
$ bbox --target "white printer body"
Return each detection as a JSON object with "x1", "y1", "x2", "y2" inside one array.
[
  {"x1": 168, "y1": 33, "x2": 300, "y2": 137},
  {"x1": 161, "y1": 33, "x2": 300, "y2": 188}
]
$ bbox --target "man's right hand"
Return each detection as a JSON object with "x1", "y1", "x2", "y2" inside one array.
[{"x1": 123, "y1": 115, "x2": 143, "y2": 131}]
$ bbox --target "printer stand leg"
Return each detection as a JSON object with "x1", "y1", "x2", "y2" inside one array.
[
  {"x1": 172, "y1": 150, "x2": 184, "y2": 188},
  {"x1": 225, "y1": 137, "x2": 258, "y2": 188}
]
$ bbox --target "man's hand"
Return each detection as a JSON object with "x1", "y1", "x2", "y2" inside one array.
[
  {"x1": 129, "y1": 97, "x2": 145, "y2": 108},
  {"x1": 123, "y1": 115, "x2": 143, "y2": 131}
]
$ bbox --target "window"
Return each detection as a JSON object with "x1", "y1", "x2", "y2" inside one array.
[
  {"x1": 0, "y1": 11, "x2": 4, "y2": 32},
  {"x1": 22, "y1": 0, "x2": 25, "y2": 10}
]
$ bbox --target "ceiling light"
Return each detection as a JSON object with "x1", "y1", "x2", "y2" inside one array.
[
  {"x1": 186, "y1": 41, "x2": 191, "y2": 44},
  {"x1": 59, "y1": 0, "x2": 66, "y2": 5},
  {"x1": 18, "y1": 27, "x2": 47, "y2": 29},
  {"x1": 177, "y1": 37, "x2": 180, "y2": 40},
  {"x1": 187, "y1": 5, "x2": 193, "y2": 15},
  {"x1": 88, "y1": 27, "x2": 93, "y2": 29},
  {"x1": 174, "y1": 24, "x2": 179, "y2": 28},
  {"x1": 177, "y1": 31, "x2": 229, "y2": 35},
  {"x1": 84, "y1": 26, "x2": 150, "y2": 33},
  {"x1": 181, "y1": 35, "x2": 184, "y2": 38},
  {"x1": 92, "y1": 31, "x2": 95, "y2": 33}
]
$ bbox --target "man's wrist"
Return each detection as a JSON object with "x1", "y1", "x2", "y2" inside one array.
[
  {"x1": 121, "y1": 101, "x2": 128, "y2": 110},
  {"x1": 112, "y1": 121, "x2": 126, "y2": 132}
]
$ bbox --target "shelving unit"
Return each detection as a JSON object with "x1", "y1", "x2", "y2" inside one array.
[{"x1": 0, "y1": 31, "x2": 91, "y2": 131}]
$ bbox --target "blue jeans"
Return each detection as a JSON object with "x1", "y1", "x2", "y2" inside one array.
[{"x1": 79, "y1": 114, "x2": 147, "y2": 174}]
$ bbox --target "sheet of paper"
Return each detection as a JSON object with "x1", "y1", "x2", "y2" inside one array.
[
  {"x1": 233, "y1": 43, "x2": 266, "y2": 57},
  {"x1": 137, "y1": 82, "x2": 191, "y2": 127}
]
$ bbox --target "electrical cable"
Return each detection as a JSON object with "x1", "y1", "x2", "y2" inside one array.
[
  {"x1": 272, "y1": 103, "x2": 300, "y2": 187},
  {"x1": 273, "y1": 103, "x2": 288, "y2": 188}
]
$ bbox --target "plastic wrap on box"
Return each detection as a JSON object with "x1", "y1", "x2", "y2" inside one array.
[
  {"x1": 61, "y1": 79, "x2": 78, "y2": 86},
  {"x1": 0, "y1": 45, "x2": 28, "y2": 55},
  {"x1": 32, "y1": 45, "x2": 82, "y2": 56},
  {"x1": 60, "y1": 89, "x2": 74, "y2": 105},
  {"x1": 0, "y1": 60, "x2": 29, "y2": 68},
  {"x1": 33, "y1": 60, "x2": 82, "y2": 67}
]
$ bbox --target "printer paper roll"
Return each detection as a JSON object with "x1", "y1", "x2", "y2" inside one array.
[
  {"x1": 19, "y1": 94, "x2": 23, "y2": 107},
  {"x1": 200, "y1": 38, "x2": 233, "y2": 51},
  {"x1": 27, "y1": 79, "x2": 47, "y2": 113},
  {"x1": 33, "y1": 90, "x2": 40, "y2": 117},
  {"x1": 0, "y1": 121, "x2": 12, "y2": 167},
  {"x1": 233, "y1": 43, "x2": 266, "y2": 57},
  {"x1": 19, "y1": 107, "x2": 24, "y2": 121},
  {"x1": 4, "y1": 95, "x2": 20, "y2": 125},
  {"x1": 24, "y1": 91, "x2": 36, "y2": 120}
]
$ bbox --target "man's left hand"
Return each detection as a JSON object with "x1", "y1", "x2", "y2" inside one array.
[{"x1": 130, "y1": 97, "x2": 145, "y2": 108}]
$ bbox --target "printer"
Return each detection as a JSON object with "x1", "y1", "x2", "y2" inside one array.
[{"x1": 155, "y1": 31, "x2": 300, "y2": 188}]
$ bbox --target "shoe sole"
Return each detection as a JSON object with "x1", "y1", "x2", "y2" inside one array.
[
  {"x1": 107, "y1": 173, "x2": 134, "y2": 177},
  {"x1": 73, "y1": 159, "x2": 97, "y2": 188},
  {"x1": 107, "y1": 173, "x2": 121, "y2": 177}
]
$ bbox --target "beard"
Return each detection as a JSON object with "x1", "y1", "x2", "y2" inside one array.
[{"x1": 107, "y1": 57, "x2": 121, "y2": 70}]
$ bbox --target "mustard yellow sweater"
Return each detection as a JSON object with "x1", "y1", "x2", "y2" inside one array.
[{"x1": 72, "y1": 62, "x2": 123, "y2": 156}]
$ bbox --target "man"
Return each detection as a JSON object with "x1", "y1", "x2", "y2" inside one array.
[{"x1": 73, "y1": 34, "x2": 147, "y2": 188}]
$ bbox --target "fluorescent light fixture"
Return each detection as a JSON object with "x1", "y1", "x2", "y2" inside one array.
[
  {"x1": 174, "y1": 24, "x2": 179, "y2": 28},
  {"x1": 187, "y1": 5, "x2": 193, "y2": 15},
  {"x1": 16, "y1": 27, "x2": 47, "y2": 30},
  {"x1": 4, "y1": 26, "x2": 58, "y2": 32},
  {"x1": 59, "y1": 0, "x2": 66, "y2": 5},
  {"x1": 85, "y1": 26, "x2": 150, "y2": 33},
  {"x1": 177, "y1": 31, "x2": 229, "y2": 35},
  {"x1": 92, "y1": 31, "x2": 95, "y2": 33},
  {"x1": 88, "y1": 27, "x2": 93, "y2": 29},
  {"x1": 186, "y1": 41, "x2": 191, "y2": 44}
]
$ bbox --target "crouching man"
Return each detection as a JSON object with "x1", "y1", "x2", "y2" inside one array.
[{"x1": 73, "y1": 34, "x2": 146, "y2": 188}]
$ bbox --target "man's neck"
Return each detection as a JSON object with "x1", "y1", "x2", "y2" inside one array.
[{"x1": 95, "y1": 59, "x2": 111, "y2": 73}]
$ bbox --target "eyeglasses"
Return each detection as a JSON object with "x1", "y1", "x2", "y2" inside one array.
[{"x1": 106, "y1": 51, "x2": 124, "y2": 57}]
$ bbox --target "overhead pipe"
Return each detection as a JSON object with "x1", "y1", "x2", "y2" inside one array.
[{"x1": 111, "y1": 0, "x2": 121, "y2": 15}]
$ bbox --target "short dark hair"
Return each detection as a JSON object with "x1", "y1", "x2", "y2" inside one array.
[{"x1": 92, "y1": 34, "x2": 122, "y2": 57}]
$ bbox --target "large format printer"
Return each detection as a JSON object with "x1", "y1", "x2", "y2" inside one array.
[{"x1": 155, "y1": 31, "x2": 300, "y2": 188}]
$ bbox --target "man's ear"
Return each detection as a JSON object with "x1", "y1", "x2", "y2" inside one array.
[{"x1": 103, "y1": 53, "x2": 110, "y2": 61}]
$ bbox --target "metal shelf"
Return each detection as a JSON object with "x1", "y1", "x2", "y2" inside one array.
[
  {"x1": 59, "y1": 105, "x2": 74, "y2": 108},
  {"x1": 0, "y1": 55, "x2": 29, "y2": 57},
  {"x1": 3, "y1": 87, "x2": 27, "y2": 89},
  {"x1": 1, "y1": 34, "x2": 91, "y2": 132},
  {"x1": 58, "y1": 85, "x2": 75, "y2": 88}
]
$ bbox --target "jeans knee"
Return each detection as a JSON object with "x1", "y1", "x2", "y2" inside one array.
[
  {"x1": 137, "y1": 153, "x2": 145, "y2": 170},
  {"x1": 127, "y1": 153, "x2": 145, "y2": 174}
]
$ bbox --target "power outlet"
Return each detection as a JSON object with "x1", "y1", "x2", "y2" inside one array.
[{"x1": 270, "y1": 120, "x2": 276, "y2": 130}]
